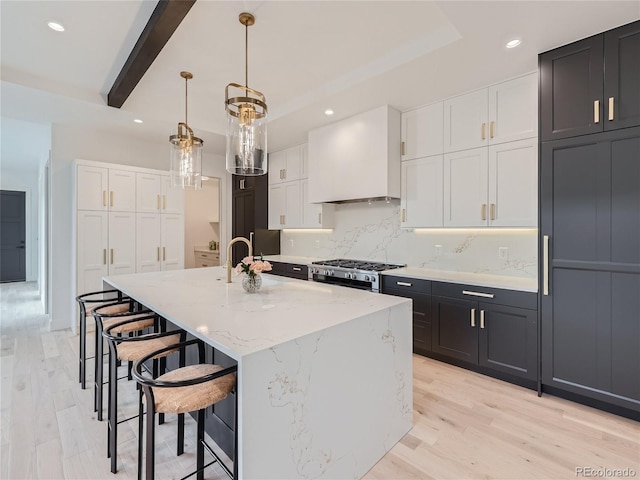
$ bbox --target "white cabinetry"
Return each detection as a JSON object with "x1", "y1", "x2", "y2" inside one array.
[
  {"x1": 268, "y1": 143, "x2": 334, "y2": 229},
  {"x1": 136, "y1": 173, "x2": 184, "y2": 214},
  {"x1": 136, "y1": 213, "x2": 184, "y2": 272},
  {"x1": 76, "y1": 165, "x2": 135, "y2": 211},
  {"x1": 77, "y1": 211, "x2": 108, "y2": 295},
  {"x1": 401, "y1": 102, "x2": 444, "y2": 161},
  {"x1": 400, "y1": 156, "x2": 444, "y2": 228},
  {"x1": 443, "y1": 148, "x2": 489, "y2": 227},
  {"x1": 108, "y1": 212, "x2": 136, "y2": 275}
]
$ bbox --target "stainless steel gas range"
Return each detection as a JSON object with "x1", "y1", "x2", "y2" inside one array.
[{"x1": 308, "y1": 259, "x2": 405, "y2": 292}]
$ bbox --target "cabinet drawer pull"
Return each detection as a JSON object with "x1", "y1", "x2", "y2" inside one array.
[
  {"x1": 162, "y1": 195, "x2": 166, "y2": 210},
  {"x1": 401, "y1": 141, "x2": 406, "y2": 156},
  {"x1": 202, "y1": 264, "x2": 208, "y2": 267},
  {"x1": 462, "y1": 290, "x2": 495, "y2": 299},
  {"x1": 490, "y1": 203, "x2": 496, "y2": 221},
  {"x1": 608, "y1": 97, "x2": 614, "y2": 121},
  {"x1": 110, "y1": 191, "x2": 114, "y2": 207},
  {"x1": 110, "y1": 249, "x2": 114, "y2": 265},
  {"x1": 157, "y1": 195, "x2": 161, "y2": 210},
  {"x1": 292, "y1": 267, "x2": 302, "y2": 272},
  {"x1": 103, "y1": 191, "x2": 107, "y2": 207},
  {"x1": 490, "y1": 121, "x2": 495, "y2": 139},
  {"x1": 481, "y1": 203, "x2": 487, "y2": 221},
  {"x1": 481, "y1": 123, "x2": 486, "y2": 140},
  {"x1": 396, "y1": 281, "x2": 412, "y2": 287},
  {"x1": 401, "y1": 208, "x2": 406, "y2": 222},
  {"x1": 470, "y1": 308, "x2": 476, "y2": 327},
  {"x1": 318, "y1": 212, "x2": 322, "y2": 224},
  {"x1": 543, "y1": 235, "x2": 550, "y2": 296},
  {"x1": 163, "y1": 247, "x2": 166, "y2": 261},
  {"x1": 103, "y1": 249, "x2": 107, "y2": 265},
  {"x1": 157, "y1": 247, "x2": 160, "y2": 261},
  {"x1": 480, "y1": 309, "x2": 485, "y2": 329},
  {"x1": 594, "y1": 100, "x2": 600, "y2": 123},
  {"x1": 283, "y1": 169, "x2": 287, "y2": 180}
]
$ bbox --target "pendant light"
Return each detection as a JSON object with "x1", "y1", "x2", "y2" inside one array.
[
  {"x1": 225, "y1": 12, "x2": 268, "y2": 176},
  {"x1": 170, "y1": 71, "x2": 203, "y2": 189}
]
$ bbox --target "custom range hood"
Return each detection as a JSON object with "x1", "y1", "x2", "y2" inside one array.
[{"x1": 307, "y1": 105, "x2": 401, "y2": 204}]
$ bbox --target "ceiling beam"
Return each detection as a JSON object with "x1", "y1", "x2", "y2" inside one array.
[{"x1": 107, "y1": 0, "x2": 196, "y2": 108}]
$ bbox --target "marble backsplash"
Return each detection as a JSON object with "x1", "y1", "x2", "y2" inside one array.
[{"x1": 280, "y1": 200, "x2": 538, "y2": 279}]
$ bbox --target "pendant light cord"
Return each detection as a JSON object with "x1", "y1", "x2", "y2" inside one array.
[
  {"x1": 245, "y1": 21, "x2": 249, "y2": 94},
  {"x1": 184, "y1": 76, "x2": 188, "y2": 124}
]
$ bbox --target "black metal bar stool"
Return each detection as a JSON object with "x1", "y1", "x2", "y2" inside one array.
[
  {"x1": 76, "y1": 289, "x2": 130, "y2": 389},
  {"x1": 133, "y1": 338, "x2": 237, "y2": 480},
  {"x1": 102, "y1": 317, "x2": 185, "y2": 474},
  {"x1": 92, "y1": 301, "x2": 155, "y2": 421}
]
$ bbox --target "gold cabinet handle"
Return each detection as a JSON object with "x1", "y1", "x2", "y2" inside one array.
[
  {"x1": 280, "y1": 169, "x2": 284, "y2": 180},
  {"x1": 480, "y1": 310, "x2": 485, "y2": 329},
  {"x1": 318, "y1": 212, "x2": 322, "y2": 224},
  {"x1": 470, "y1": 308, "x2": 476, "y2": 327},
  {"x1": 490, "y1": 203, "x2": 496, "y2": 220},
  {"x1": 594, "y1": 100, "x2": 600, "y2": 124},
  {"x1": 490, "y1": 121, "x2": 495, "y2": 139},
  {"x1": 163, "y1": 247, "x2": 166, "y2": 261},
  {"x1": 283, "y1": 169, "x2": 286, "y2": 180},
  {"x1": 103, "y1": 249, "x2": 107, "y2": 265},
  {"x1": 110, "y1": 249, "x2": 113, "y2": 265},
  {"x1": 103, "y1": 191, "x2": 107, "y2": 207},
  {"x1": 543, "y1": 235, "x2": 550, "y2": 296},
  {"x1": 240, "y1": 179, "x2": 245, "y2": 189},
  {"x1": 157, "y1": 195, "x2": 160, "y2": 210},
  {"x1": 401, "y1": 141, "x2": 406, "y2": 156},
  {"x1": 401, "y1": 208, "x2": 406, "y2": 222},
  {"x1": 110, "y1": 191, "x2": 114, "y2": 207},
  {"x1": 481, "y1": 203, "x2": 487, "y2": 221},
  {"x1": 283, "y1": 214, "x2": 286, "y2": 225},
  {"x1": 157, "y1": 247, "x2": 160, "y2": 262},
  {"x1": 481, "y1": 123, "x2": 486, "y2": 140},
  {"x1": 162, "y1": 195, "x2": 166, "y2": 210},
  {"x1": 463, "y1": 290, "x2": 495, "y2": 299},
  {"x1": 608, "y1": 97, "x2": 614, "y2": 121}
]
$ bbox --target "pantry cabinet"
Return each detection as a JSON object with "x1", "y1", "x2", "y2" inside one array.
[
  {"x1": 135, "y1": 213, "x2": 184, "y2": 272},
  {"x1": 136, "y1": 172, "x2": 184, "y2": 214},
  {"x1": 76, "y1": 165, "x2": 136, "y2": 212}
]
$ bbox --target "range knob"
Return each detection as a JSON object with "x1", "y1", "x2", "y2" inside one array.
[
  {"x1": 344, "y1": 272, "x2": 350, "y2": 279},
  {"x1": 364, "y1": 275, "x2": 370, "y2": 281}
]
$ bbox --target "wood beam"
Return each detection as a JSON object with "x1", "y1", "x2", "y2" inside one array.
[{"x1": 107, "y1": 0, "x2": 196, "y2": 108}]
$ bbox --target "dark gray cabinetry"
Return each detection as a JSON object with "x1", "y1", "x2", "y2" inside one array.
[
  {"x1": 231, "y1": 174, "x2": 268, "y2": 266},
  {"x1": 540, "y1": 20, "x2": 640, "y2": 141},
  {"x1": 540, "y1": 127, "x2": 640, "y2": 414},
  {"x1": 267, "y1": 261, "x2": 308, "y2": 280},
  {"x1": 432, "y1": 283, "x2": 538, "y2": 384},
  {"x1": 381, "y1": 275, "x2": 432, "y2": 356}
]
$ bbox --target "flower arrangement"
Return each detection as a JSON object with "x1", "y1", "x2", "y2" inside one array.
[{"x1": 235, "y1": 256, "x2": 272, "y2": 277}]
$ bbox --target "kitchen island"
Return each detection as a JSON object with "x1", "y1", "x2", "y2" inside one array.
[{"x1": 104, "y1": 266, "x2": 413, "y2": 479}]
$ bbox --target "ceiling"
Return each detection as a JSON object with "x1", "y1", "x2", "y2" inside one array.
[{"x1": 1, "y1": 0, "x2": 639, "y2": 170}]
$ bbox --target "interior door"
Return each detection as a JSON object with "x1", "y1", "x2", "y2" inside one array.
[{"x1": 0, "y1": 190, "x2": 26, "y2": 282}]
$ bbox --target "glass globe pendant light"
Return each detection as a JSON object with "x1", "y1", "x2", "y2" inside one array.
[
  {"x1": 225, "y1": 12, "x2": 268, "y2": 176},
  {"x1": 170, "y1": 71, "x2": 203, "y2": 189}
]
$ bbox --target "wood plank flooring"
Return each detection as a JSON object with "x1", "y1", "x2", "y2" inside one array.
[{"x1": 1, "y1": 282, "x2": 638, "y2": 479}]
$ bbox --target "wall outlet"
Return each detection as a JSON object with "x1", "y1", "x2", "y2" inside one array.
[
  {"x1": 289, "y1": 239, "x2": 295, "y2": 247},
  {"x1": 435, "y1": 244, "x2": 443, "y2": 257},
  {"x1": 499, "y1": 247, "x2": 509, "y2": 260}
]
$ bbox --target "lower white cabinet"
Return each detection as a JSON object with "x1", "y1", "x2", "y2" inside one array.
[
  {"x1": 400, "y1": 156, "x2": 444, "y2": 228},
  {"x1": 443, "y1": 138, "x2": 537, "y2": 227},
  {"x1": 136, "y1": 213, "x2": 184, "y2": 272},
  {"x1": 77, "y1": 210, "x2": 135, "y2": 295}
]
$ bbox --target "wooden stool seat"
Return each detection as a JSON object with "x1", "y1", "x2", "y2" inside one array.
[
  {"x1": 154, "y1": 364, "x2": 236, "y2": 415},
  {"x1": 104, "y1": 314, "x2": 155, "y2": 335},
  {"x1": 117, "y1": 334, "x2": 181, "y2": 362},
  {"x1": 85, "y1": 302, "x2": 129, "y2": 317}
]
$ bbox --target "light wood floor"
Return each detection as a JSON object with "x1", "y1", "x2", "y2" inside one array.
[{"x1": 1, "y1": 282, "x2": 638, "y2": 479}]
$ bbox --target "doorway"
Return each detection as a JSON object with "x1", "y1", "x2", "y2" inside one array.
[{"x1": 0, "y1": 190, "x2": 26, "y2": 282}]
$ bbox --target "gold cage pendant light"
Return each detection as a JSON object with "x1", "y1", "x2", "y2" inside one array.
[
  {"x1": 170, "y1": 71, "x2": 203, "y2": 189},
  {"x1": 225, "y1": 12, "x2": 268, "y2": 176}
]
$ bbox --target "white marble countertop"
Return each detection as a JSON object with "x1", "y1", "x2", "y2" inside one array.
[
  {"x1": 104, "y1": 266, "x2": 410, "y2": 361},
  {"x1": 382, "y1": 267, "x2": 538, "y2": 293}
]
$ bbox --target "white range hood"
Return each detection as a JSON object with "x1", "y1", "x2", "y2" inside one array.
[{"x1": 307, "y1": 105, "x2": 401, "y2": 204}]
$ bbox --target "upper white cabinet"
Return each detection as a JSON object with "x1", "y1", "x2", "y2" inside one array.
[
  {"x1": 401, "y1": 156, "x2": 444, "y2": 228},
  {"x1": 136, "y1": 173, "x2": 184, "y2": 214},
  {"x1": 444, "y1": 73, "x2": 537, "y2": 153},
  {"x1": 301, "y1": 179, "x2": 334, "y2": 228},
  {"x1": 401, "y1": 102, "x2": 444, "y2": 161},
  {"x1": 269, "y1": 145, "x2": 303, "y2": 184},
  {"x1": 308, "y1": 105, "x2": 401, "y2": 203},
  {"x1": 76, "y1": 165, "x2": 135, "y2": 212}
]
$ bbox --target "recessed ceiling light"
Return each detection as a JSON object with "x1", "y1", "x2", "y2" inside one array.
[
  {"x1": 324, "y1": 109, "x2": 334, "y2": 116},
  {"x1": 48, "y1": 22, "x2": 65, "y2": 32},
  {"x1": 133, "y1": 119, "x2": 143, "y2": 124},
  {"x1": 506, "y1": 39, "x2": 521, "y2": 49}
]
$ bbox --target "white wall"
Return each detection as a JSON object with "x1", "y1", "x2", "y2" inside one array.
[
  {"x1": 50, "y1": 124, "x2": 230, "y2": 331},
  {"x1": 281, "y1": 201, "x2": 538, "y2": 279},
  {"x1": 184, "y1": 178, "x2": 220, "y2": 268}
]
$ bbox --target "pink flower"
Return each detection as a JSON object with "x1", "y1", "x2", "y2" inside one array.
[
  {"x1": 251, "y1": 263, "x2": 263, "y2": 273},
  {"x1": 242, "y1": 256, "x2": 254, "y2": 265},
  {"x1": 262, "y1": 261, "x2": 272, "y2": 272},
  {"x1": 235, "y1": 264, "x2": 243, "y2": 274}
]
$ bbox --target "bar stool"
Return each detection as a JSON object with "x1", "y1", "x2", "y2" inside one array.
[
  {"x1": 76, "y1": 289, "x2": 130, "y2": 389},
  {"x1": 92, "y1": 302, "x2": 155, "y2": 421},
  {"x1": 102, "y1": 317, "x2": 185, "y2": 474},
  {"x1": 133, "y1": 338, "x2": 237, "y2": 480}
]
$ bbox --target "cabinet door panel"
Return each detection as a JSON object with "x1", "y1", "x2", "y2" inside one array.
[
  {"x1": 136, "y1": 213, "x2": 161, "y2": 273},
  {"x1": 301, "y1": 180, "x2": 320, "y2": 228},
  {"x1": 432, "y1": 296, "x2": 478, "y2": 363},
  {"x1": 443, "y1": 148, "x2": 488, "y2": 227},
  {"x1": 284, "y1": 182, "x2": 301, "y2": 227},
  {"x1": 444, "y1": 89, "x2": 488, "y2": 153},
  {"x1": 488, "y1": 139, "x2": 537, "y2": 227},
  {"x1": 284, "y1": 146, "x2": 302, "y2": 182},
  {"x1": 161, "y1": 214, "x2": 184, "y2": 270},
  {"x1": 401, "y1": 156, "x2": 443, "y2": 228},
  {"x1": 77, "y1": 166, "x2": 108, "y2": 211},
  {"x1": 611, "y1": 135, "x2": 640, "y2": 264},
  {"x1": 108, "y1": 169, "x2": 136, "y2": 212},
  {"x1": 479, "y1": 303, "x2": 536, "y2": 380},
  {"x1": 268, "y1": 151, "x2": 286, "y2": 185},
  {"x1": 161, "y1": 175, "x2": 184, "y2": 214},
  {"x1": 489, "y1": 73, "x2": 538, "y2": 144},
  {"x1": 604, "y1": 21, "x2": 640, "y2": 131},
  {"x1": 611, "y1": 273, "x2": 640, "y2": 401},
  {"x1": 401, "y1": 102, "x2": 444, "y2": 160},
  {"x1": 136, "y1": 173, "x2": 161, "y2": 213},
  {"x1": 77, "y1": 211, "x2": 108, "y2": 294},
  {"x1": 540, "y1": 36, "x2": 604, "y2": 141},
  {"x1": 268, "y1": 184, "x2": 284, "y2": 229},
  {"x1": 108, "y1": 212, "x2": 136, "y2": 276}
]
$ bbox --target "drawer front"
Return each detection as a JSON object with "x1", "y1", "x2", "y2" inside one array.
[
  {"x1": 196, "y1": 259, "x2": 218, "y2": 268},
  {"x1": 196, "y1": 251, "x2": 219, "y2": 261},
  {"x1": 285, "y1": 263, "x2": 308, "y2": 279},
  {"x1": 432, "y1": 282, "x2": 537, "y2": 309},
  {"x1": 382, "y1": 275, "x2": 431, "y2": 295}
]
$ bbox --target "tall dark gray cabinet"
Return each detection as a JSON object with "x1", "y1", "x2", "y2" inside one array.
[{"x1": 539, "y1": 19, "x2": 640, "y2": 418}]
